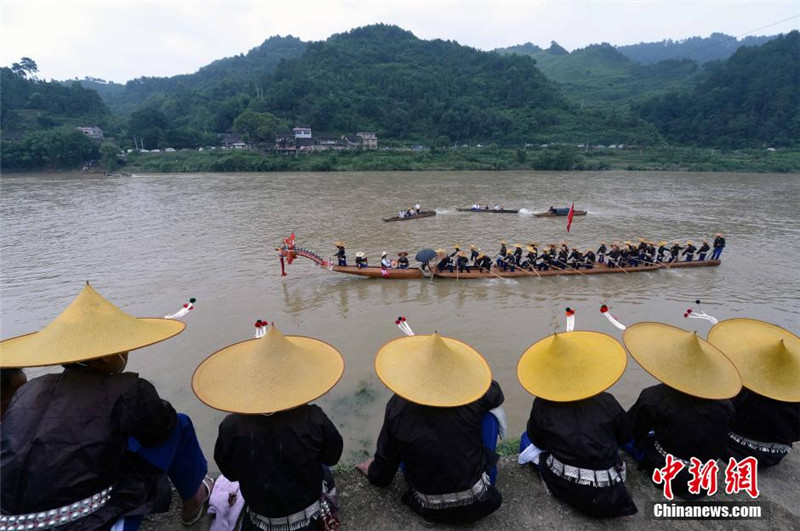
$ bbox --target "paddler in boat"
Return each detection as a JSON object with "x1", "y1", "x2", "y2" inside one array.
[
  {"x1": 606, "y1": 243, "x2": 621, "y2": 268},
  {"x1": 568, "y1": 247, "x2": 584, "y2": 269},
  {"x1": 583, "y1": 248, "x2": 596, "y2": 269},
  {"x1": 656, "y1": 241, "x2": 668, "y2": 263},
  {"x1": 469, "y1": 245, "x2": 479, "y2": 263},
  {"x1": 624, "y1": 323, "x2": 739, "y2": 500},
  {"x1": 355, "y1": 251, "x2": 368, "y2": 269},
  {"x1": 711, "y1": 233, "x2": 726, "y2": 260},
  {"x1": 707, "y1": 319, "x2": 800, "y2": 468},
  {"x1": 512, "y1": 243, "x2": 523, "y2": 266},
  {"x1": 645, "y1": 241, "x2": 657, "y2": 264},
  {"x1": 556, "y1": 244, "x2": 569, "y2": 270},
  {"x1": 436, "y1": 249, "x2": 453, "y2": 273},
  {"x1": 681, "y1": 240, "x2": 697, "y2": 262},
  {"x1": 668, "y1": 241, "x2": 682, "y2": 263},
  {"x1": 494, "y1": 204, "x2": 501, "y2": 211},
  {"x1": 456, "y1": 251, "x2": 470, "y2": 273},
  {"x1": 334, "y1": 241, "x2": 347, "y2": 266},
  {"x1": 524, "y1": 245, "x2": 538, "y2": 270},
  {"x1": 497, "y1": 241, "x2": 509, "y2": 271},
  {"x1": 596, "y1": 241, "x2": 607, "y2": 264},
  {"x1": 381, "y1": 251, "x2": 392, "y2": 270},
  {"x1": 398, "y1": 210, "x2": 406, "y2": 219},
  {"x1": 396, "y1": 251, "x2": 410, "y2": 269},
  {"x1": 414, "y1": 203, "x2": 421, "y2": 214},
  {"x1": 697, "y1": 240, "x2": 710, "y2": 261},
  {"x1": 548, "y1": 206, "x2": 557, "y2": 214},
  {"x1": 624, "y1": 241, "x2": 638, "y2": 267},
  {"x1": 475, "y1": 252, "x2": 492, "y2": 273},
  {"x1": 450, "y1": 245, "x2": 461, "y2": 258}
]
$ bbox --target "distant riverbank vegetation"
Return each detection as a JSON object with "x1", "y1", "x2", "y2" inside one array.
[
  {"x1": 114, "y1": 145, "x2": 800, "y2": 174},
  {"x1": 2, "y1": 28, "x2": 798, "y2": 174}
]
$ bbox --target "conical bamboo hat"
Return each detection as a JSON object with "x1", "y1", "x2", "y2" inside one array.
[
  {"x1": 623, "y1": 322, "x2": 741, "y2": 399},
  {"x1": 0, "y1": 283, "x2": 184, "y2": 368},
  {"x1": 375, "y1": 333, "x2": 491, "y2": 407},
  {"x1": 518, "y1": 331, "x2": 627, "y2": 401},
  {"x1": 708, "y1": 319, "x2": 800, "y2": 402},
  {"x1": 192, "y1": 325, "x2": 344, "y2": 413}
]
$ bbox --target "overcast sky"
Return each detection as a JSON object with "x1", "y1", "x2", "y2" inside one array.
[{"x1": 2, "y1": 1, "x2": 797, "y2": 83}]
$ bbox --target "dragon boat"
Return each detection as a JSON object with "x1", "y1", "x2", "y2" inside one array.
[
  {"x1": 383, "y1": 211, "x2": 437, "y2": 222},
  {"x1": 534, "y1": 209, "x2": 588, "y2": 217},
  {"x1": 456, "y1": 208, "x2": 520, "y2": 214},
  {"x1": 277, "y1": 234, "x2": 720, "y2": 280}
]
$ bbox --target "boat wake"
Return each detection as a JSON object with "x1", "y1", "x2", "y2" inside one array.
[
  {"x1": 435, "y1": 208, "x2": 456, "y2": 214},
  {"x1": 518, "y1": 208, "x2": 533, "y2": 216}
]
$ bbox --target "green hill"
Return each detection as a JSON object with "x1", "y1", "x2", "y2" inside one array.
[
  {"x1": 635, "y1": 31, "x2": 800, "y2": 148},
  {"x1": 617, "y1": 32, "x2": 777, "y2": 65}
]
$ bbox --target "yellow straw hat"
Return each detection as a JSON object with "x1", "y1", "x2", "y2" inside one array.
[
  {"x1": 476, "y1": 252, "x2": 486, "y2": 259},
  {"x1": 518, "y1": 331, "x2": 627, "y2": 402},
  {"x1": 193, "y1": 325, "x2": 344, "y2": 413},
  {"x1": 375, "y1": 333, "x2": 492, "y2": 407},
  {"x1": 526, "y1": 245, "x2": 536, "y2": 253},
  {"x1": 470, "y1": 245, "x2": 477, "y2": 250},
  {"x1": 708, "y1": 319, "x2": 800, "y2": 402},
  {"x1": 334, "y1": 240, "x2": 346, "y2": 247},
  {"x1": 623, "y1": 322, "x2": 741, "y2": 399},
  {"x1": 499, "y1": 240, "x2": 507, "y2": 245},
  {"x1": 355, "y1": 251, "x2": 366, "y2": 258},
  {"x1": 0, "y1": 283, "x2": 185, "y2": 368}
]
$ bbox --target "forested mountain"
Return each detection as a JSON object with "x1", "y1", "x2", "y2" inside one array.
[
  {"x1": 635, "y1": 31, "x2": 799, "y2": 148},
  {"x1": 617, "y1": 33, "x2": 777, "y2": 65},
  {"x1": 1, "y1": 65, "x2": 110, "y2": 137},
  {"x1": 495, "y1": 42, "x2": 700, "y2": 107},
  {"x1": 76, "y1": 36, "x2": 307, "y2": 115}
]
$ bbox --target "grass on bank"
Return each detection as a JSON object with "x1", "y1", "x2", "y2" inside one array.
[{"x1": 119, "y1": 146, "x2": 800, "y2": 174}]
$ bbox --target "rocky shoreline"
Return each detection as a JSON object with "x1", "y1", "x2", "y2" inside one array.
[{"x1": 143, "y1": 451, "x2": 798, "y2": 530}]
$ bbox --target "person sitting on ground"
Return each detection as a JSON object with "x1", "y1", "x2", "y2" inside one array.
[
  {"x1": 0, "y1": 282, "x2": 212, "y2": 530},
  {"x1": 711, "y1": 233, "x2": 726, "y2": 260},
  {"x1": 681, "y1": 241, "x2": 697, "y2": 262},
  {"x1": 334, "y1": 241, "x2": 347, "y2": 267},
  {"x1": 518, "y1": 330, "x2": 637, "y2": 518},
  {"x1": 0, "y1": 368, "x2": 26, "y2": 421},
  {"x1": 397, "y1": 252, "x2": 410, "y2": 269},
  {"x1": 195, "y1": 324, "x2": 344, "y2": 531},
  {"x1": 708, "y1": 319, "x2": 800, "y2": 468},
  {"x1": 623, "y1": 322, "x2": 740, "y2": 500},
  {"x1": 357, "y1": 330, "x2": 505, "y2": 526},
  {"x1": 355, "y1": 252, "x2": 368, "y2": 269},
  {"x1": 697, "y1": 240, "x2": 710, "y2": 261}
]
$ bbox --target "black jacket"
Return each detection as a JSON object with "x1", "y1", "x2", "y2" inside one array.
[
  {"x1": 628, "y1": 384, "x2": 734, "y2": 462},
  {"x1": 368, "y1": 381, "x2": 504, "y2": 494},
  {"x1": 215, "y1": 405, "x2": 342, "y2": 517},
  {"x1": 1, "y1": 367, "x2": 176, "y2": 530},
  {"x1": 528, "y1": 393, "x2": 631, "y2": 470},
  {"x1": 730, "y1": 389, "x2": 800, "y2": 445}
]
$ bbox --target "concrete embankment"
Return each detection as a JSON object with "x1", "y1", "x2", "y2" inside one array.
[{"x1": 143, "y1": 451, "x2": 798, "y2": 530}]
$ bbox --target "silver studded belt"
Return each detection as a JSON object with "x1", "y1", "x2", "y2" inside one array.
[
  {"x1": 545, "y1": 454, "x2": 626, "y2": 487},
  {"x1": 245, "y1": 486, "x2": 336, "y2": 531},
  {"x1": 653, "y1": 439, "x2": 692, "y2": 467},
  {"x1": 729, "y1": 432, "x2": 791, "y2": 455},
  {"x1": 0, "y1": 486, "x2": 112, "y2": 530},
  {"x1": 412, "y1": 472, "x2": 491, "y2": 510}
]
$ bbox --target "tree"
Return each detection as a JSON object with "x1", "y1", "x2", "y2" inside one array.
[
  {"x1": 232, "y1": 110, "x2": 285, "y2": 143},
  {"x1": 10, "y1": 57, "x2": 38, "y2": 79},
  {"x1": 100, "y1": 142, "x2": 119, "y2": 170}
]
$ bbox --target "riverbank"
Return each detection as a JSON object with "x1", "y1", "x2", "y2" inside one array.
[
  {"x1": 143, "y1": 450, "x2": 799, "y2": 530},
  {"x1": 111, "y1": 146, "x2": 800, "y2": 174}
]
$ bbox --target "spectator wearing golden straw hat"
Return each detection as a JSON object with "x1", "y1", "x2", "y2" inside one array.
[
  {"x1": 356, "y1": 330, "x2": 505, "y2": 526},
  {"x1": 623, "y1": 322, "x2": 741, "y2": 500},
  {"x1": 708, "y1": 318, "x2": 800, "y2": 467},
  {"x1": 517, "y1": 330, "x2": 637, "y2": 518},
  {"x1": 194, "y1": 323, "x2": 344, "y2": 531},
  {"x1": 0, "y1": 283, "x2": 212, "y2": 530}
]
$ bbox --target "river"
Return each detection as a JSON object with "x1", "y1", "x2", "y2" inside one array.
[{"x1": 1, "y1": 170, "x2": 798, "y2": 465}]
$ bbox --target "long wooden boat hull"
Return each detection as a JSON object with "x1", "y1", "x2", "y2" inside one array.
[
  {"x1": 432, "y1": 259, "x2": 720, "y2": 278},
  {"x1": 383, "y1": 211, "x2": 437, "y2": 222},
  {"x1": 327, "y1": 260, "x2": 719, "y2": 279},
  {"x1": 330, "y1": 265, "x2": 425, "y2": 278},
  {"x1": 534, "y1": 210, "x2": 588, "y2": 217},
  {"x1": 456, "y1": 208, "x2": 520, "y2": 214}
]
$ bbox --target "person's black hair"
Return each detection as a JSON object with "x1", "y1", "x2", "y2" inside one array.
[{"x1": 1, "y1": 368, "x2": 25, "y2": 388}]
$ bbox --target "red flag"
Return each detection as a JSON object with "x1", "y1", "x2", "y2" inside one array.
[{"x1": 566, "y1": 203, "x2": 575, "y2": 232}]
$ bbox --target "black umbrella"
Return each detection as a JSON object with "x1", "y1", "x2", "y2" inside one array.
[{"x1": 415, "y1": 249, "x2": 437, "y2": 263}]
